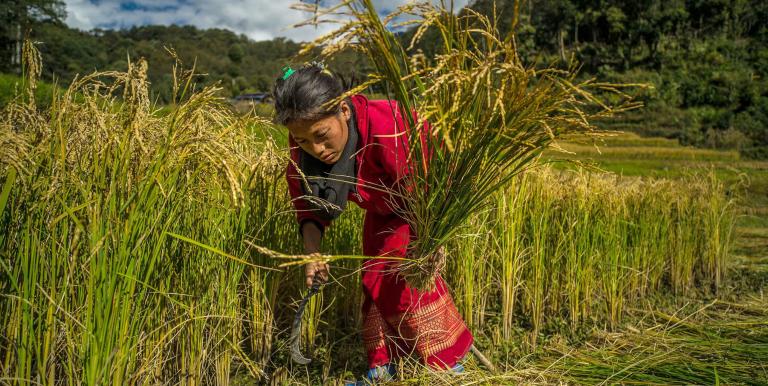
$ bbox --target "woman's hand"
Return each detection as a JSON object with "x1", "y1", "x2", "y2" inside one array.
[
  {"x1": 301, "y1": 222, "x2": 328, "y2": 288},
  {"x1": 305, "y1": 256, "x2": 329, "y2": 288}
]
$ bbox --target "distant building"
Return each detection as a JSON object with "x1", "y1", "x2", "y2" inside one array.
[{"x1": 231, "y1": 92, "x2": 273, "y2": 114}]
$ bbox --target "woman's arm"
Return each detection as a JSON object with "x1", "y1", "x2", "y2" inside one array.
[
  {"x1": 302, "y1": 221, "x2": 329, "y2": 288},
  {"x1": 285, "y1": 138, "x2": 332, "y2": 288},
  {"x1": 302, "y1": 220, "x2": 323, "y2": 254},
  {"x1": 286, "y1": 138, "x2": 331, "y2": 234},
  {"x1": 375, "y1": 103, "x2": 437, "y2": 194}
]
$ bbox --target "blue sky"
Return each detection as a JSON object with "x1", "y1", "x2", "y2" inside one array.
[{"x1": 64, "y1": 0, "x2": 470, "y2": 42}]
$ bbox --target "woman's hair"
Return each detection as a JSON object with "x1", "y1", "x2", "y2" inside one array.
[{"x1": 272, "y1": 63, "x2": 344, "y2": 126}]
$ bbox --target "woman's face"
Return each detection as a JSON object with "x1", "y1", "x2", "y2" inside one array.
[{"x1": 287, "y1": 101, "x2": 351, "y2": 165}]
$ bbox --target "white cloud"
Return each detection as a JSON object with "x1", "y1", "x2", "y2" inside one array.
[{"x1": 63, "y1": 0, "x2": 470, "y2": 42}]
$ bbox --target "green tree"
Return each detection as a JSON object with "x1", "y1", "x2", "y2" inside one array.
[
  {"x1": 228, "y1": 43, "x2": 245, "y2": 63},
  {"x1": 1, "y1": 0, "x2": 66, "y2": 72}
]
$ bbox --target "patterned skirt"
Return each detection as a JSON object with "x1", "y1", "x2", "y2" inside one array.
[{"x1": 360, "y1": 210, "x2": 473, "y2": 369}]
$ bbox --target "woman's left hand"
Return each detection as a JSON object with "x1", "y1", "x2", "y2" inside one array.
[{"x1": 427, "y1": 246, "x2": 446, "y2": 268}]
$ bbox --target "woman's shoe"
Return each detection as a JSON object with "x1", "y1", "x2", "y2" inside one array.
[
  {"x1": 448, "y1": 351, "x2": 471, "y2": 374},
  {"x1": 343, "y1": 363, "x2": 396, "y2": 385},
  {"x1": 342, "y1": 359, "x2": 465, "y2": 385}
]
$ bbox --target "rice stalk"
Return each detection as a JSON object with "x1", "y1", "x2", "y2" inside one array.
[{"x1": 304, "y1": 0, "x2": 643, "y2": 289}]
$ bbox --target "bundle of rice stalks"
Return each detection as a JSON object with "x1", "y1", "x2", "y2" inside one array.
[{"x1": 301, "y1": 0, "x2": 641, "y2": 289}]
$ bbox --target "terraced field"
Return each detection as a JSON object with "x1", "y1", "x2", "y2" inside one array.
[
  {"x1": 549, "y1": 132, "x2": 768, "y2": 226},
  {"x1": 549, "y1": 132, "x2": 767, "y2": 302}
]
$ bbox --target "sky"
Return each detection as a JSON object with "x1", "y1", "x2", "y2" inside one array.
[{"x1": 63, "y1": 0, "x2": 471, "y2": 42}]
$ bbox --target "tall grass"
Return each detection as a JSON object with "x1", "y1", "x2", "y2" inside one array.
[
  {"x1": 441, "y1": 168, "x2": 735, "y2": 347},
  {"x1": 0, "y1": 42, "x2": 736, "y2": 384},
  {"x1": 0, "y1": 42, "x2": 278, "y2": 384}
]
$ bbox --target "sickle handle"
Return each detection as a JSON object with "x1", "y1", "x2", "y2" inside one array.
[{"x1": 290, "y1": 273, "x2": 323, "y2": 364}]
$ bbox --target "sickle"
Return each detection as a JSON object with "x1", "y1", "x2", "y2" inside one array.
[{"x1": 290, "y1": 273, "x2": 323, "y2": 364}]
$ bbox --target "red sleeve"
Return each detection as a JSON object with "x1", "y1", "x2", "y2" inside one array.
[
  {"x1": 286, "y1": 137, "x2": 331, "y2": 236},
  {"x1": 376, "y1": 102, "x2": 438, "y2": 186}
]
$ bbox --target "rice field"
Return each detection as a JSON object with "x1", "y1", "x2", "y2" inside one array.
[
  {"x1": 1, "y1": 40, "x2": 766, "y2": 385},
  {"x1": 547, "y1": 132, "x2": 768, "y2": 231}
]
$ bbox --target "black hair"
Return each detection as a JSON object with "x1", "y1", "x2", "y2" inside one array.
[{"x1": 272, "y1": 63, "x2": 345, "y2": 126}]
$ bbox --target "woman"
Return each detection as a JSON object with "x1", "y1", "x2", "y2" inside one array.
[{"x1": 273, "y1": 63, "x2": 472, "y2": 382}]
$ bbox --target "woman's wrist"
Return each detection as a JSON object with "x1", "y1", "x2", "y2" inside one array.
[{"x1": 301, "y1": 221, "x2": 322, "y2": 254}]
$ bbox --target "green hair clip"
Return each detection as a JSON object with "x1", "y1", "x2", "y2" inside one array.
[{"x1": 281, "y1": 66, "x2": 295, "y2": 80}]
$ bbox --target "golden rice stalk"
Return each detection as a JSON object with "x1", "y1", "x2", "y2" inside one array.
[{"x1": 301, "y1": 1, "x2": 643, "y2": 289}]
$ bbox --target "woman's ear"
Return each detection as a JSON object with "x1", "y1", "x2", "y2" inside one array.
[{"x1": 339, "y1": 100, "x2": 352, "y2": 121}]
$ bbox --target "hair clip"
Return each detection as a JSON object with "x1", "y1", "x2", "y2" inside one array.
[
  {"x1": 309, "y1": 61, "x2": 332, "y2": 76},
  {"x1": 281, "y1": 66, "x2": 295, "y2": 80}
]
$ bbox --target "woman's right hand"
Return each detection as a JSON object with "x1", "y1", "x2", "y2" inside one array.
[
  {"x1": 301, "y1": 222, "x2": 327, "y2": 288},
  {"x1": 305, "y1": 257, "x2": 329, "y2": 288}
]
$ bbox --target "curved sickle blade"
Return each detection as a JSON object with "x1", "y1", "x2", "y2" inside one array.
[{"x1": 290, "y1": 276, "x2": 322, "y2": 365}]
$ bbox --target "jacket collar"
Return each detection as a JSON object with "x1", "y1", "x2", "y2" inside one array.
[{"x1": 350, "y1": 94, "x2": 369, "y2": 145}]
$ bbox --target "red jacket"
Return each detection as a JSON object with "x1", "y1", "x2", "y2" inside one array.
[
  {"x1": 285, "y1": 97, "x2": 472, "y2": 370},
  {"x1": 286, "y1": 94, "x2": 419, "y2": 232}
]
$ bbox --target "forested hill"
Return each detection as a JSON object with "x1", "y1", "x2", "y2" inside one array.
[
  {"x1": 3, "y1": 0, "x2": 767, "y2": 158},
  {"x1": 440, "y1": 0, "x2": 768, "y2": 158},
  {"x1": 26, "y1": 23, "x2": 305, "y2": 103}
]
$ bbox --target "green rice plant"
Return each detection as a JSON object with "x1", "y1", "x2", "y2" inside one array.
[
  {"x1": 519, "y1": 176, "x2": 560, "y2": 344},
  {"x1": 321, "y1": 206, "x2": 365, "y2": 335},
  {"x1": 480, "y1": 168, "x2": 736, "y2": 336},
  {"x1": 670, "y1": 194, "x2": 698, "y2": 294},
  {"x1": 447, "y1": 211, "x2": 494, "y2": 330},
  {"x1": 697, "y1": 173, "x2": 735, "y2": 291},
  {"x1": 558, "y1": 173, "x2": 597, "y2": 328},
  {"x1": 492, "y1": 184, "x2": 528, "y2": 340},
  {"x1": 241, "y1": 137, "x2": 294, "y2": 368},
  {"x1": 625, "y1": 181, "x2": 671, "y2": 297},
  {"x1": 302, "y1": 288, "x2": 324, "y2": 361},
  {"x1": 0, "y1": 41, "x2": 268, "y2": 384},
  {"x1": 599, "y1": 197, "x2": 631, "y2": 329},
  {"x1": 300, "y1": 0, "x2": 642, "y2": 289}
]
